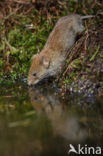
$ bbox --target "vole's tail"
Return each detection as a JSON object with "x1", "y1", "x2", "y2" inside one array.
[{"x1": 81, "y1": 15, "x2": 95, "y2": 20}]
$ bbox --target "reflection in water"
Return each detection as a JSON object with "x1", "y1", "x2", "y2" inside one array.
[
  {"x1": 29, "y1": 86, "x2": 87, "y2": 141},
  {"x1": 0, "y1": 84, "x2": 103, "y2": 156}
]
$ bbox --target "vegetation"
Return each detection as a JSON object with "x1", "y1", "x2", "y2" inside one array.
[
  {"x1": 0, "y1": 2, "x2": 103, "y2": 154},
  {"x1": 0, "y1": 0, "x2": 103, "y2": 89}
]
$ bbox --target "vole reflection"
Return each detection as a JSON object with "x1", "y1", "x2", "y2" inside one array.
[{"x1": 29, "y1": 86, "x2": 87, "y2": 141}]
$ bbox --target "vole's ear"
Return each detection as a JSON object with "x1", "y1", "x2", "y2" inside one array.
[{"x1": 40, "y1": 56, "x2": 50, "y2": 68}]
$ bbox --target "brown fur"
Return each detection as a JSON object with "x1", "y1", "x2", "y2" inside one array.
[{"x1": 28, "y1": 14, "x2": 84, "y2": 85}]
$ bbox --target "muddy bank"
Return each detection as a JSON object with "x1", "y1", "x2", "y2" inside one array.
[{"x1": 59, "y1": 25, "x2": 103, "y2": 97}]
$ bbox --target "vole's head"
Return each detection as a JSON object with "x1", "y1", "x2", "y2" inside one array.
[
  {"x1": 73, "y1": 15, "x2": 84, "y2": 33},
  {"x1": 28, "y1": 54, "x2": 50, "y2": 86}
]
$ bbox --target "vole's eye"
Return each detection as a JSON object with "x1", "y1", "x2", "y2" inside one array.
[{"x1": 33, "y1": 72, "x2": 36, "y2": 76}]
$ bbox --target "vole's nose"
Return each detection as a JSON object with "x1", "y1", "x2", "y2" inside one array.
[
  {"x1": 27, "y1": 77, "x2": 32, "y2": 86},
  {"x1": 28, "y1": 80, "x2": 31, "y2": 86},
  {"x1": 27, "y1": 77, "x2": 39, "y2": 86}
]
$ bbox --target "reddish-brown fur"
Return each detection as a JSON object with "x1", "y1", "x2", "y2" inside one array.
[{"x1": 28, "y1": 14, "x2": 84, "y2": 85}]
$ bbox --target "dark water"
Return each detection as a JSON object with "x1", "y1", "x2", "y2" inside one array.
[{"x1": 0, "y1": 83, "x2": 103, "y2": 156}]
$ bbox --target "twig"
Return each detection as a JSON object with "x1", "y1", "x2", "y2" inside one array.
[
  {"x1": 1, "y1": 7, "x2": 22, "y2": 24},
  {"x1": 5, "y1": 38, "x2": 17, "y2": 52},
  {"x1": 84, "y1": 27, "x2": 89, "y2": 53},
  {"x1": 24, "y1": 6, "x2": 34, "y2": 14},
  {"x1": 62, "y1": 34, "x2": 85, "y2": 78},
  {"x1": 6, "y1": 0, "x2": 31, "y2": 5}
]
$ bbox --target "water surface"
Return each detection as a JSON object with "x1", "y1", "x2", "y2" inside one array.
[{"x1": 0, "y1": 83, "x2": 103, "y2": 156}]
